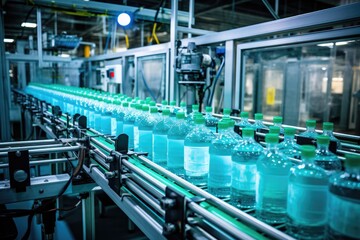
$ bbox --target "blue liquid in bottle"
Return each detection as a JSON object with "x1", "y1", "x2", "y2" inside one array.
[
  {"x1": 138, "y1": 106, "x2": 159, "y2": 159},
  {"x1": 256, "y1": 133, "x2": 292, "y2": 224}
]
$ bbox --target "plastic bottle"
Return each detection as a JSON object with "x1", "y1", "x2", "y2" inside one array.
[
  {"x1": 123, "y1": 102, "x2": 136, "y2": 149},
  {"x1": 237, "y1": 111, "x2": 252, "y2": 129},
  {"x1": 278, "y1": 127, "x2": 301, "y2": 160},
  {"x1": 322, "y1": 122, "x2": 341, "y2": 149},
  {"x1": 327, "y1": 154, "x2": 360, "y2": 239},
  {"x1": 314, "y1": 135, "x2": 341, "y2": 175},
  {"x1": 100, "y1": 99, "x2": 112, "y2": 135},
  {"x1": 222, "y1": 108, "x2": 231, "y2": 119},
  {"x1": 169, "y1": 100, "x2": 177, "y2": 118},
  {"x1": 93, "y1": 97, "x2": 103, "y2": 132},
  {"x1": 161, "y1": 100, "x2": 168, "y2": 111},
  {"x1": 187, "y1": 104, "x2": 200, "y2": 124},
  {"x1": 208, "y1": 121, "x2": 237, "y2": 198},
  {"x1": 138, "y1": 106, "x2": 159, "y2": 159},
  {"x1": 204, "y1": 106, "x2": 219, "y2": 133},
  {"x1": 133, "y1": 104, "x2": 144, "y2": 151},
  {"x1": 299, "y1": 120, "x2": 319, "y2": 139},
  {"x1": 152, "y1": 109, "x2": 174, "y2": 167},
  {"x1": 231, "y1": 127, "x2": 263, "y2": 208},
  {"x1": 178, "y1": 101, "x2": 187, "y2": 117},
  {"x1": 287, "y1": 145, "x2": 329, "y2": 239},
  {"x1": 273, "y1": 116, "x2": 284, "y2": 134},
  {"x1": 115, "y1": 98, "x2": 125, "y2": 136},
  {"x1": 256, "y1": 133, "x2": 292, "y2": 224},
  {"x1": 167, "y1": 112, "x2": 192, "y2": 176},
  {"x1": 184, "y1": 116, "x2": 215, "y2": 186},
  {"x1": 252, "y1": 113, "x2": 269, "y2": 133}
]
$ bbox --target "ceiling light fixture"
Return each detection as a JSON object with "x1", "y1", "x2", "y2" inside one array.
[
  {"x1": 4, "y1": 38, "x2": 14, "y2": 43},
  {"x1": 117, "y1": 12, "x2": 132, "y2": 27},
  {"x1": 21, "y1": 22, "x2": 37, "y2": 28}
]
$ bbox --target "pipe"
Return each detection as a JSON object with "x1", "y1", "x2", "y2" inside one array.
[
  {"x1": 0, "y1": 145, "x2": 81, "y2": 157},
  {"x1": 0, "y1": 157, "x2": 77, "y2": 168},
  {"x1": 0, "y1": 144, "x2": 64, "y2": 152},
  {"x1": 0, "y1": 139, "x2": 58, "y2": 147}
]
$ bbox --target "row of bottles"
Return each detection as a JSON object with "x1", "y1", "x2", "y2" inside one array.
[{"x1": 25, "y1": 84, "x2": 359, "y2": 239}]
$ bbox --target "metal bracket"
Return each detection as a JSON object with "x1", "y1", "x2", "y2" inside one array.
[
  {"x1": 8, "y1": 150, "x2": 30, "y2": 192},
  {"x1": 161, "y1": 186, "x2": 186, "y2": 240}
]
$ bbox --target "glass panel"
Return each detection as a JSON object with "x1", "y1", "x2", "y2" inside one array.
[
  {"x1": 242, "y1": 38, "x2": 360, "y2": 133},
  {"x1": 137, "y1": 54, "x2": 166, "y2": 102}
]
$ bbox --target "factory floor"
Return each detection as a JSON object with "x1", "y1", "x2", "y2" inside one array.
[{"x1": 6, "y1": 192, "x2": 148, "y2": 240}]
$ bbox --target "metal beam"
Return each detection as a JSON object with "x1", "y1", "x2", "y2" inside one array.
[
  {"x1": 181, "y1": 2, "x2": 360, "y2": 46},
  {"x1": 177, "y1": 26, "x2": 214, "y2": 36},
  {"x1": 169, "y1": 0, "x2": 178, "y2": 101},
  {"x1": 261, "y1": 0, "x2": 280, "y2": 19},
  {"x1": 37, "y1": 7, "x2": 43, "y2": 67},
  {"x1": 33, "y1": 0, "x2": 191, "y2": 24}
]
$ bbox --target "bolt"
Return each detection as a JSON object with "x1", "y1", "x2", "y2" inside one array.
[
  {"x1": 44, "y1": 179, "x2": 49, "y2": 183},
  {"x1": 39, "y1": 189, "x2": 44, "y2": 194},
  {"x1": 15, "y1": 151, "x2": 21, "y2": 157},
  {"x1": 104, "y1": 172, "x2": 116, "y2": 179}
]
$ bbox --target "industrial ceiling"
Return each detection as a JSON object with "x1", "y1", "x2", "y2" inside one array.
[{"x1": 2, "y1": 0, "x2": 359, "y2": 54}]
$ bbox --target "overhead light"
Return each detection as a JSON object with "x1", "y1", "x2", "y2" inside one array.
[
  {"x1": 21, "y1": 22, "x2": 37, "y2": 28},
  {"x1": 117, "y1": 13, "x2": 132, "y2": 27},
  {"x1": 335, "y1": 40, "x2": 355, "y2": 46},
  {"x1": 59, "y1": 53, "x2": 70, "y2": 57},
  {"x1": 4, "y1": 38, "x2": 14, "y2": 43},
  {"x1": 317, "y1": 43, "x2": 334, "y2": 47}
]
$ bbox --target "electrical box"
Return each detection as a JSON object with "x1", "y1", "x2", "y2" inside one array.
[{"x1": 105, "y1": 64, "x2": 122, "y2": 84}]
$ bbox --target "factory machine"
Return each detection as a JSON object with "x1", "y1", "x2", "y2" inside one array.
[{"x1": 1, "y1": 85, "x2": 359, "y2": 240}]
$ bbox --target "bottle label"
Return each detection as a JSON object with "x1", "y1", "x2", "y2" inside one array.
[{"x1": 287, "y1": 182, "x2": 328, "y2": 224}]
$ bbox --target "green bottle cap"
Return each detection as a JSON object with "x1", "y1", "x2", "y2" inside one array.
[
  {"x1": 345, "y1": 154, "x2": 360, "y2": 168},
  {"x1": 192, "y1": 104, "x2": 199, "y2": 111},
  {"x1": 227, "y1": 119, "x2": 236, "y2": 127},
  {"x1": 306, "y1": 120, "x2": 317, "y2": 128},
  {"x1": 273, "y1": 116, "x2": 283, "y2": 124},
  {"x1": 317, "y1": 135, "x2": 330, "y2": 145},
  {"x1": 301, "y1": 145, "x2": 316, "y2": 158},
  {"x1": 265, "y1": 133, "x2": 279, "y2": 144},
  {"x1": 176, "y1": 112, "x2": 185, "y2": 119},
  {"x1": 223, "y1": 108, "x2": 231, "y2": 115},
  {"x1": 150, "y1": 107, "x2": 158, "y2": 113},
  {"x1": 323, "y1": 122, "x2": 334, "y2": 131},
  {"x1": 161, "y1": 100, "x2": 168, "y2": 105},
  {"x1": 146, "y1": 97, "x2": 151, "y2": 102},
  {"x1": 194, "y1": 116, "x2": 205, "y2": 124},
  {"x1": 136, "y1": 104, "x2": 142, "y2": 110},
  {"x1": 180, "y1": 101, "x2": 186, "y2": 107},
  {"x1": 122, "y1": 102, "x2": 129, "y2": 107},
  {"x1": 242, "y1": 127, "x2": 254, "y2": 138},
  {"x1": 254, "y1": 113, "x2": 263, "y2": 120},
  {"x1": 149, "y1": 101, "x2": 156, "y2": 106},
  {"x1": 162, "y1": 109, "x2": 170, "y2": 116},
  {"x1": 240, "y1": 112, "x2": 249, "y2": 118},
  {"x1": 170, "y1": 100, "x2": 176, "y2": 106},
  {"x1": 130, "y1": 103, "x2": 137, "y2": 108},
  {"x1": 269, "y1": 126, "x2": 280, "y2": 134},
  {"x1": 217, "y1": 121, "x2": 228, "y2": 130},
  {"x1": 205, "y1": 106, "x2": 212, "y2": 112},
  {"x1": 284, "y1": 127, "x2": 296, "y2": 136},
  {"x1": 142, "y1": 105, "x2": 149, "y2": 111}
]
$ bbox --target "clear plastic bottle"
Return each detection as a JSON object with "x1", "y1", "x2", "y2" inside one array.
[
  {"x1": 178, "y1": 101, "x2": 187, "y2": 117},
  {"x1": 273, "y1": 116, "x2": 284, "y2": 134},
  {"x1": 231, "y1": 127, "x2": 263, "y2": 208},
  {"x1": 100, "y1": 99, "x2": 112, "y2": 135},
  {"x1": 184, "y1": 116, "x2": 215, "y2": 186},
  {"x1": 314, "y1": 135, "x2": 341, "y2": 175},
  {"x1": 256, "y1": 133, "x2": 292, "y2": 224},
  {"x1": 167, "y1": 112, "x2": 192, "y2": 176},
  {"x1": 327, "y1": 154, "x2": 360, "y2": 239},
  {"x1": 93, "y1": 97, "x2": 103, "y2": 132},
  {"x1": 299, "y1": 120, "x2": 319, "y2": 139},
  {"x1": 322, "y1": 122, "x2": 341, "y2": 149},
  {"x1": 287, "y1": 145, "x2": 329, "y2": 239},
  {"x1": 169, "y1": 100, "x2": 177, "y2": 118},
  {"x1": 226, "y1": 118, "x2": 242, "y2": 141},
  {"x1": 115, "y1": 98, "x2": 125, "y2": 136},
  {"x1": 138, "y1": 106, "x2": 159, "y2": 159},
  {"x1": 237, "y1": 111, "x2": 253, "y2": 129},
  {"x1": 133, "y1": 104, "x2": 145, "y2": 151},
  {"x1": 161, "y1": 100, "x2": 168, "y2": 112},
  {"x1": 222, "y1": 108, "x2": 231, "y2": 119},
  {"x1": 204, "y1": 106, "x2": 219, "y2": 133},
  {"x1": 123, "y1": 102, "x2": 136, "y2": 149},
  {"x1": 252, "y1": 113, "x2": 269, "y2": 133},
  {"x1": 152, "y1": 109, "x2": 174, "y2": 167},
  {"x1": 187, "y1": 104, "x2": 200, "y2": 124},
  {"x1": 208, "y1": 121, "x2": 237, "y2": 198},
  {"x1": 278, "y1": 127, "x2": 301, "y2": 160}
]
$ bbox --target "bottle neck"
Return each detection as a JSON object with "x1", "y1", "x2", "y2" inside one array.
[
  {"x1": 323, "y1": 130, "x2": 333, "y2": 136},
  {"x1": 243, "y1": 136, "x2": 254, "y2": 142},
  {"x1": 306, "y1": 126, "x2": 316, "y2": 132},
  {"x1": 284, "y1": 135, "x2": 294, "y2": 143},
  {"x1": 266, "y1": 143, "x2": 278, "y2": 151},
  {"x1": 255, "y1": 119, "x2": 263, "y2": 124},
  {"x1": 302, "y1": 156, "x2": 314, "y2": 164},
  {"x1": 317, "y1": 143, "x2": 329, "y2": 152}
]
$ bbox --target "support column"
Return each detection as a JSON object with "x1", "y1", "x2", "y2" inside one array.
[
  {"x1": 224, "y1": 40, "x2": 235, "y2": 109},
  {"x1": 82, "y1": 191, "x2": 95, "y2": 240},
  {"x1": 169, "y1": 0, "x2": 178, "y2": 101},
  {"x1": 0, "y1": 5, "x2": 11, "y2": 141}
]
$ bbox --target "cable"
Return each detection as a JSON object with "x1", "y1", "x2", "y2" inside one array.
[{"x1": 149, "y1": 0, "x2": 166, "y2": 44}]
